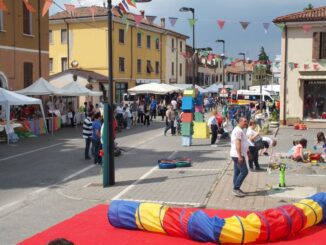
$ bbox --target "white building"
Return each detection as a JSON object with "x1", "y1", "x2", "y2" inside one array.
[{"x1": 272, "y1": 55, "x2": 281, "y2": 84}]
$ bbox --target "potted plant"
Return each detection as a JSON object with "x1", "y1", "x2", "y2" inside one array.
[{"x1": 270, "y1": 111, "x2": 280, "y2": 128}]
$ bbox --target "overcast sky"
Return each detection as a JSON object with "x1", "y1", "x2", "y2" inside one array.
[{"x1": 52, "y1": 0, "x2": 325, "y2": 61}]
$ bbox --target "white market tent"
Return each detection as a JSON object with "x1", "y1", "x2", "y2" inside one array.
[
  {"x1": 206, "y1": 83, "x2": 223, "y2": 93},
  {"x1": 128, "y1": 83, "x2": 181, "y2": 95},
  {"x1": 172, "y1": 84, "x2": 208, "y2": 94},
  {"x1": 16, "y1": 77, "x2": 67, "y2": 96},
  {"x1": 0, "y1": 88, "x2": 46, "y2": 143},
  {"x1": 61, "y1": 82, "x2": 103, "y2": 97}
]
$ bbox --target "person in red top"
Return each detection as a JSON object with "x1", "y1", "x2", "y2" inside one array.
[{"x1": 21, "y1": 105, "x2": 30, "y2": 119}]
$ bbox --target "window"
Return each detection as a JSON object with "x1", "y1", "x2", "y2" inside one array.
[
  {"x1": 115, "y1": 83, "x2": 128, "y2": 103},
  {"x1": 49, "y1": 58, "x2": 53, "y2": 72},
  {"x1": 146, "y1": 35, "x2": 151, "y2": 49},
  {"x1": 61, "y1": 57, "x2": 68, "y2": 71},
  {"x1": 137, "y1": 33, "x2": 142, "y2": 47},
  {"x1": 249, "y1": 74, "x2": 252, "y2": 81},
  {"x1": 220, "y1": 74, "x2": 223, "y2": 82},
  {"x1": 61, "y1": 29, "x2": 67, "y2": 44},
  {"x1": 119, "y1": 57, "x2": 125, "y2": 72},
  {"x1": 23, "y1": 3, "x2": 32, "y2": 35},
  {"x1": 155, "y1": 61, "x2": 159, "y2": 74},
  {"x1": 147, "y1": 60, "x2": 153, "y2": 73},
  {"x1": 49, "y1": 30, "x2": 53, "y2": 44},
  {"x1": 0, "y1": 10, "x2": 4, "y2": 31},
  {"x1": 179, "y1": 63, "x2": 182, "y2": 76},
  {"x1": 155, "y1": 38, "x2": 160, "y2": 50},
  {"x1": 321, "y1": 33, "x2": 326, "y2": 59},
  {"x1": 171, "y1": 38, "x2": 175, "y2": 51},
  {"x1": 137, "y1": 59, "x2": 142, "y2": 73},
  {"x1": 23, "y1": 63, "x2": 33, "y2": 88},
  {"x1": 180, "y1": 41, "x2": 183, "y2": 52},
  {"x1": 313, "y1": 32, "x2": 326, "y2": 59},
  {"x1": 171, "y1": 62, "x2": 174, "y2": 76},
  {"x1": 119, "y1": 29, "x2": 124, "y2": 44}
]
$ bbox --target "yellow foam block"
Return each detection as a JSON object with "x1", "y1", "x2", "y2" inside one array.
[
  {"x1": 135, "y1": 203, "x2": 167, "y2": 234},
  {"x1": 294, "y1": 199, "x2": 323, "y2": 229},
  {"x1": 183, "y1": 89, "x2": 196, "y2": 98},
  {"x1": 193, "y1": 122, "x2": 209, "y2": 139}
]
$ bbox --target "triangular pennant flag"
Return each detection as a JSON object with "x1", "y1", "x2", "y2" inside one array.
[
  {"x1": 188, "y1": 18, "x2": 197, "y2": 27},
  {"x1": 127, "y1": 0, "x2": 136, "y2": 8},
  {"x1": 90, "y1": 6, "x2": 97, "y2": 22},
  {"x1": 23, "y1": 0, "x2": 36, "y2": 13},
  {"x1": 169, "y1": 17, "x2": 178, "y2": 27},
  {"x1": 121, "y1": 14, "x2": 127, "y2": 24},
  {"x1": 217, "y1": 20, "x2": 225, "y2": 30},
  {"x1": 320, "y1": 59, "x2": 326, "y2": 67},
  {"x1": 263, "y1": 23, "x2": 270, "y2": 34},
  {"x1": 304, "y1": 64, "x2": 309, "y2": 70},
  {"x1": 294, "y1": 63, "x2": 299, "y2": 69},
  {"x1": 42, "y1": 0, "x2": 53, "y2": 17},
  {"x1": 180, "y1": 52, "x2": 187, "y2": 59},
  {"x1": 119, "y1": 3, "x2": 127, "y2": 14},
  {"x1": 288, "y1": 62, "x2": 294, "y2": 70},
  {"x1": 134, "y1": 14, "x2": 143, "y2": 26},
  {"x1": 303, "y1": 24, "x2": 312, "y2": 34},
  {"x1": 240, "y1": 21, "x2": 250, "y2": 30},
  {"x1": 112, "y1": 6, "x2": 122, "y2": 17},
  {"x1": 276, "y1": 23, "x2": 285, "y2": 31},
  {"x1": 313, "y1": 64, "x2": 319, "y2": 70},
  {"x1": 125, "y1": 20, "x2": 130, "y2": 33},
  {"x1": 0, "y1": 0, "x2": 8, "y2": 12},
  {"x1": 122, "y1": 0, "x2": 129, "y2": 12},
  {"x1": 146, "y1": 15, "x2": 156, "y2": 25},
  {"x1": 64, "y1": 4, "x2": 76, "y2": 16}
]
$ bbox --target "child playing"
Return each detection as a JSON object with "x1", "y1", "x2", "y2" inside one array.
[{"x1": 291, "y1": 138, "x2": 308, "y2": 162}]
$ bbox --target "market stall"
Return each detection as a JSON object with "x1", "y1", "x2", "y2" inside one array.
[{"x1": 128, "y1": 83, "x2": 181, "y2": 95}]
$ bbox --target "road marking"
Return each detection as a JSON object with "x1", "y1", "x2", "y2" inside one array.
[
  {"x1": 0, "y1": 143, "x2": 63, "y2": 162},
  {"x1": 112, "y1": 151, "x2": 177, "y2": 200},
  {"x1": 0, "y1": 200, "x2": 22, "y2": 213},
  {"x1": 154, "y1": 168, "x2": 221, "y2": 172},
  {"x1": 112, "y1": 198, "x2": 202, "y2": 207},
  {"x1": 61, "y1": 165, "x2": 95, "y2": 182}
]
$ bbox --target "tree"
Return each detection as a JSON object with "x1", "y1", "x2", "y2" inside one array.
[
  {"x1": 258, "y1": 46, "x2": 271, "y2": 74},
  {"x1": 304, "y1": 4, "x2": 314, "y2": 11}
]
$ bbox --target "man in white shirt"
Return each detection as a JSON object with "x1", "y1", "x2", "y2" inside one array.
[
  {"x1": 230, "y1": 117, "x2": 249, "y2": 197},
  {"x1": 171, "y1": 98, "x2": 177, "y2": 110}
]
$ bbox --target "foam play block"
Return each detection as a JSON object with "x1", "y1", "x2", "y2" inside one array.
[
  {"x1": 183, "y1": 89, "x2": 196, "y2": 98},
  {"x1": 193, "y1": 122, "x2": 209, "y2": 139},
  {"x1": 181, "y1": 122, "x2": 193, "y2": 136},
  {"x1": 181, "y1": 113, "x2": 193, "y2": 123},
  {"x1": 182, "y1": 136, "x2": 192, "y2": 146},
  {"x1": 194, "y1": 112, "x2": 204, "y2": 122},
  {"x1": 181, "y1": 97, "x2": 194, "y2": 111},
  {"x1": 195, "y1": 105, "x2": 204, "y2": 113}
]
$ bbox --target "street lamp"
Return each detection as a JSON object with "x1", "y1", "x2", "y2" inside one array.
[
  {"x1": 104, "y1": 0, "x2": 152, "y2": 187},
  {"x1": 216, "y1": 39, "x2": 225, "y2": 87},
  {"x1": 179, "y1": 7, "x2": 195, "y2": 87},
  {"x1": 238, "y1": 52, "x2": 246, "y2": 89}
]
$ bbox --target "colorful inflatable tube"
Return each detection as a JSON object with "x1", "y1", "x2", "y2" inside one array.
[{"x1": 108, "y1": 193, "x2": 326, "y2": 244}]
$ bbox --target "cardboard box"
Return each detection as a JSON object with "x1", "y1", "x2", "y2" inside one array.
[
  {"x1": 181, "y1": 97, "x2": 194, "y2": 111},
  {"x1": 181, "y1": 113, "x2": 193, "y2": 123},
  {"x1": 193, "y1": 122, "x2": 209, "y2": 139},
  {"x1": 194, "y1": 112, "x2": 204, "y2": 122},
  {"x1": 181, "y1": 122, "x2": 193, "y2": 136}
]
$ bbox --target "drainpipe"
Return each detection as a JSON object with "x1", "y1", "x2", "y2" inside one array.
[
  {"x1": 64, "y1": 19, "x2": 70, "y2": 69},
  {"x1": 176, "y1": 37, "x2": 178, "y2": 83},
  {"x1": 37, "y1": 0, "x2": 41, "y2": 77},
  {"x1": 130, "y1": 26, "x2": 133, "y2": 83},
  {"x1": 282, "y1": 25, "x2": 288, "y2": 125}
]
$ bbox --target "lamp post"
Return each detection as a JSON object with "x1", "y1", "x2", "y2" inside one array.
[
  {"x1": 238, "y1": 52, "x2": 246, "y2": 90},
  {"x1": 104, "y1": 0, "x2": 152, "y2": 187},
  {"x1": 216, "y1": 39, "x2": 225, "y2": 87},
  {"x1": 179, "y1": 7, "x2": 195, "y2": 87}
]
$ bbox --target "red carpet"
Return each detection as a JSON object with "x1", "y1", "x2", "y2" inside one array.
[{"x1": 19, "y1": 204, "x2": 326, "y2": 245}]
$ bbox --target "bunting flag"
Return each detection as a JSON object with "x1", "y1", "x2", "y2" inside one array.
[
  {"x1": 320, "y1": 59, "x2": 326, "y2": 67},
  {"x1": 118, "y1": 3, "x2": 127, "y2": 14},
  {"x1": 217, "y1": 20, "x2": 225, "y2": 30},
  {"x1": 42, "y1": 0, "x2": 53, "y2": 17},
  {"x1": 303, "y1": 24, "x2": 312, "y2": 34},
  {"x1": 304, "y1": 64, "x2": 309, "y2": 70},
  {"x1": 122, "y1": 0, "x2": 129, "y2": 12},
  {"x1": 240, "y1": 21, "x2": 250, "y2": 30},
  {"x1": 112, "y1": 6, "x2": 122, "y2": 17},
  {"x1": 188, "y1": 18, "x2": 197, "y2": 27},
  {"x1": 23, "y1": 0, "x2": 36, "y2": 13},
  {"x1": 134, "y1": 14, "x2": 143, "y2": 26},
  {"x1": 127, "y1": 0, "x2": 137, "y2": 8},
  {"x1": 294, "y1": 63, "x2": 299, "y2": 69},
  {"x1": 313, "y1": 64, "x2": 319, "y2": 70},
  {"x1": 125, "y1": 20, "x2": 130, "y2": 33},
  {"x1": 121, "y1": 14, "x2": 127, "y2": 24},
  {"x1": 90, "y1": 5, "x2": 97, "y2": 22},
  {"x1": 180, "y1": 52, "x2": 189, "y2": 59},
  {"x1": 263, "y1": 23, "x2": 270, "y2": 34},
  {"x1": 0, "y1": 0, "x2": 8, "y2": 12},
  {"x1": 169, "y1": 17, "x2": 178, "y2": 27},
  {"x1": 275, "y1": 23, "x2": 285, "y2": 31},
  {"x1": 64, "y1": 4, "x2": 76, "y2": 16},
  {"x1": 288, "y1": 62, "x2": 295, "y2": 70},
  {"x1": 146, "y1": 15, "x2": 156, "y2": 25}
]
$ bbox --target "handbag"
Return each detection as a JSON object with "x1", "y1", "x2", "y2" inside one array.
[{"x1": 254, "y1": 138, "x2": 265, "y2": 149}]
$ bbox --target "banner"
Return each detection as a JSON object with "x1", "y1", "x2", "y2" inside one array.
[
  {"x1": 42, "y1": 0, "x2": 53, "y2": 17},
  {"x1": 112, "y1": 6, "x2": 122, "y2": 17},
  {"x1": 240, "y1": 21, "x2": 250, "y2": 30},
  {"x1": 23, "y1": 0, "x2": 36, "y2": 13},
  {"x1": 121, "y1": 14, "x2": 127, "y2": 24},
  {"x1": 169, "y1": 17, "x2": 178, "y2": 27},
  {"x1": 217, "y1": 20, "x2": 225, "y2": 30},
  {"x1": 125, "y1": 20, "x2": 130, "y2": 33},
  {"x1": 118, "y1": 3, "x2": 127, "y2": 14},
  {"x1": 303, "y1": 24, "x2": 312, "y2": 33},
  {"x1": 134, "y1": 14, "x2": 143, "y2": 26},
  {"x1": 146, "y1": 15, "x2": 156, "y2": 25},
  {"x1": 127, "y1": 0, "x2": 136, "y2": 8},
  {"x1": 122, "y1": 0, "x2": 129, "y2": 12}
]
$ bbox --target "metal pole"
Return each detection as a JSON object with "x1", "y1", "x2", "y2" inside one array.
[
  {"x1": 222, "y1": 42, "x2": 225, "y2": 87},
  {"x1": 192, "y1": 10, "x2": 195, "y2": 88},
  {"x1": 243, "y1": 54, "x2": 246, "y2": 89},
  {"x1": 260, "y1": 67, "x2": 263, "y2": 111}
]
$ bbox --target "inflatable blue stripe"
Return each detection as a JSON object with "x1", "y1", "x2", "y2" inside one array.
[
  {"x1": 108, "y1": 200, "x2": 139, "y2": 229},
  {"x1": 187, "y1": 210, "x2": 225, "y2": 243},
  {"x1": 310, "y1": 192, "x2": 326, "y2": 222}
]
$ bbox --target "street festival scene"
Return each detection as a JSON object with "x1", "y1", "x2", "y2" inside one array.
[{"x1": 1, "y1": 0, "x2": 326, "y2": 244}]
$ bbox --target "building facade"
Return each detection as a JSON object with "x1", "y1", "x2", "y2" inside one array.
[
  {"x1": 225, "y1": 61, "x2": 253, "y2": 90},
  {"x1": 0, "y1": 0, "x2": 49, "y2": 90},
  {"x1": 274, "y1": 6, "x2": 326, "y2": 124},
  {"x1": 272, "y1": 55, "x2": 281, "y2": 84},
  {"x1": 49, "y1": 7, "x2": 187, "y2": 103},
  {"x1": 197, "y1": 56, "x2": 223, "y2": 87}
]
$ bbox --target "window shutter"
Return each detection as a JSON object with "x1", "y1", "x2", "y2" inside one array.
[{"x1": 312, "y1": 32, "x2": 321, "y2": 60}]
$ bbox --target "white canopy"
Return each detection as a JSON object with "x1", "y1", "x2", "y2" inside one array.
[
  {"x1": 61, "y1": 82, "x2": 102, "y2": 96},
  {"x1": 206, "y1": 83, "x2": 223, "y2": 93},
  {"x1": 172, "y1": 84, "x2": 208, "y2": 94},
  {"x1": 16, "y1": 77, "x2": 66, "y2": 96},
  {"x1": 128, "y1": 83, "x2": 181, "y2": 95},
  {"x1": 0, "y1": 88, "x2": 47, "y2": 142}
]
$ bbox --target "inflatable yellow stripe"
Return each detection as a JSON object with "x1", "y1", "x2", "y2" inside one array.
[{"x1": 294, "y1": 199, "x2": 323, "y2": 230}]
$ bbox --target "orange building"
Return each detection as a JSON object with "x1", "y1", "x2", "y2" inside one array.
[{"x1": 0, "y1": 0, "x2": 49, "y2": 90}]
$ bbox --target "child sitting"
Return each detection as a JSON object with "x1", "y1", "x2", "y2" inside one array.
[
  {"x1": 313, "y1": 132, "x2": 326, "y2": 161},
  {"x1": 291, "y1": 138, "x2": 308, "y2": 162}
]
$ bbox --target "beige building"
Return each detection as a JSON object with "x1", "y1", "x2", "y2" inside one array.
[
  {"x1": 0, "y1": 0, "x2": 49, "y2": 90},
  {"x1": 274, "y1": 6, "x2": 326, "y2": 124},
  {"x1": 225, "y1": 61, "x2": 253, "y2": 90}
]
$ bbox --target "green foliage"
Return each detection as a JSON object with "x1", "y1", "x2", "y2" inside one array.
[
  {"x1": 270, "y1": 111, "x2": 279, "y2": 122},
  {"x1": 258, "y1": 47, "x2": 271, "y2": 74},
  {"x1": 304, "y1": 4, "x2": 314, "y2": 11}
]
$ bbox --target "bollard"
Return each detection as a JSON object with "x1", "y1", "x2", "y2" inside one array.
[{"x1": 279, "y1": 163, "x2": 286, "y2": 187}]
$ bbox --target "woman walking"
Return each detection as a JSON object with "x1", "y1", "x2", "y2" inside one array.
[{"x1": 246, "y1": 119, "x2": 263, "y2": 171}]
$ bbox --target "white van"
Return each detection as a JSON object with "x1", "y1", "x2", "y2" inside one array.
[
  {"x1": 231, "y1": 90, "x2": 274, "y2": 103},
  {"x1": 122, "y1": 93, "x2": 137, "y2": 107}
]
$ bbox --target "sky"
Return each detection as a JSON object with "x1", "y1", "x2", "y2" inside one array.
[{"x1": 52, "y1": 0, "x2": 326, "y2": 61}]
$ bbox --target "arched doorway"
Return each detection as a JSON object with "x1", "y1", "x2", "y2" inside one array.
[{"x1": 0, "y1": 72, "x2": 8, "y2": 89}]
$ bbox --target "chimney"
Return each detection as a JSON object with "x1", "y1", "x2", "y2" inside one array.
[
  {"x1": 140, "y1": 10, "x2": 145, "y2": 18},
  {"x1": 160, "y1": 18, "x2": 165, "y2": 28}
]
